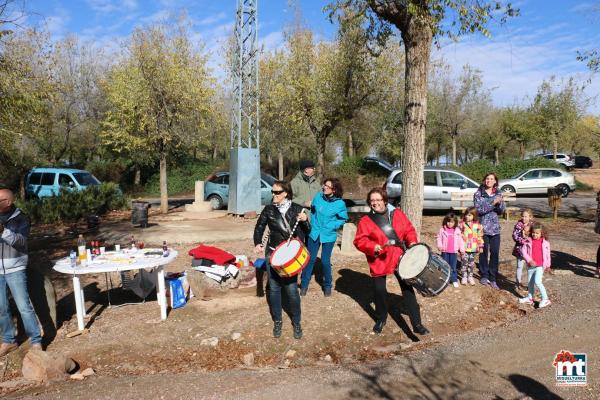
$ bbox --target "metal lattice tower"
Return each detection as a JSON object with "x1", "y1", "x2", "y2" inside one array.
[
  {"x1": 231, "y1": 0, "x2": 259, "y2": 148},
  {"x1": 228, "y1": 0, "x2": 261, "y2": 215}
]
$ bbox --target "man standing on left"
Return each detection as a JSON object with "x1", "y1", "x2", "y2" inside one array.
[{"x1": 0, "y1": 188, "x2": 42, "y2": 356}]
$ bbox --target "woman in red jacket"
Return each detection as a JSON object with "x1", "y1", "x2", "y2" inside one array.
[{"x1": 353, "y1": 188, "x2": 429, "y2": 335}]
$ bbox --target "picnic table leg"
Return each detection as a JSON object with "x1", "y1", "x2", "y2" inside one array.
[
  {"x1": 157, "y1": 266, "x2": 167, "y2": 320},
  {"x1": 72, "y1": 276, "x2": 85, "y2": 331}
]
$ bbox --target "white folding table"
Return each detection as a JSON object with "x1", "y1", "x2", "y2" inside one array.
[{"x1": 53, "y1": 249, "x2": 178, "y2": 331}]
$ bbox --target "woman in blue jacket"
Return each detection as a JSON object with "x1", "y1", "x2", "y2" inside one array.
[{"x1": 300, "y1": 177, "x2": 348, "y2": 297}]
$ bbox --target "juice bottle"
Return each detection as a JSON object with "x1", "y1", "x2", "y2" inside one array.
[{"x1": 77, "y1": 234, "x2": 87, "y2": 266}]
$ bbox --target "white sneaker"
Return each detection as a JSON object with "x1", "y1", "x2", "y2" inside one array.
[
  {"x1": 539, "y1": 299, "x2": 552, "y2": 308},
  {"x1": 452, "y1": 282, "x2": 459, "y2": 288},
  {"x1": 519, "y1": 297, "x2": 534, "y2": 305}
]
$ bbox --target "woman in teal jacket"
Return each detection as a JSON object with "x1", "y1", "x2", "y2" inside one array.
[{"x1": 300, "y1": 177, "x2": 348, "y2": 297}]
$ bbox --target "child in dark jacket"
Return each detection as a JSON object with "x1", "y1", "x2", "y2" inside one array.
[
  {"x1": 512, "y1": 209, "x2": 533, "y2": 291},
  {"x1": 437, "y1": 213, "x2": 465, "y2": 288}
]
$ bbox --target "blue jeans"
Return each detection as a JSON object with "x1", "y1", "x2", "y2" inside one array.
[
  {"x1": 267, "y1": 264, "x2": 301, "y2": 325},
  {"x1": 0, "y1": 270, "x2": 42, "y2": 345},
  {"x1": 526, "y1": 266, "x2": 548, "y2": 301},
  {"x1": 301, "y1": 237, "x2": 335, "y2": 291},
  {"x1": 479, "y1": 234, "x2": 500, "y2": 282},
  {"x1": 442, "y1": 252, "x2": 458, "y2": 283}
]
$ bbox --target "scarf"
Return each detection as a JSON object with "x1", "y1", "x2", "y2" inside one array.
[{"x1": 274, "y1": 199, "x2": 291, "y2": 216}]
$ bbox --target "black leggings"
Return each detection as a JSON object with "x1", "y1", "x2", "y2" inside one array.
[{"x1": 373, "y1": 270, "x2": 421, "y2": 328}]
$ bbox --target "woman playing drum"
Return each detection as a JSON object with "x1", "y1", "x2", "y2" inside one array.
[
  {"x1": 254, "y1": 180, "x2": 309, "y2": 339},
  {"x1": 353, "y1": 188, "x2": 429, "y2": 336}
]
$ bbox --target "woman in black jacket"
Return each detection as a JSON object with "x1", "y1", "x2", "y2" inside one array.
[{"x1": 254, "y1": 180, "x2": 309, "y2": 339}]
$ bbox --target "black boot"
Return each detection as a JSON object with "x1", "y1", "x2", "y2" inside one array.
[
  {"x1": 273, "y1": 321, "x2": 283, "y2": 338},
  {"x1": 300, "y1": 287, "x2": 308, "y2": 296},
  {"x1": 413, "y1": 324, "x2": 430, "y2": 335},
  {"x1": 293, "y1": 323, "x2": 303, "y2": 339},
  {"x1": 373, "y1": 320, "x2": 386, "y2": 334}
]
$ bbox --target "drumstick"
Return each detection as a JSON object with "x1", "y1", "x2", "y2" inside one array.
[{"x1": 286, "y1": 208, "x2": 306, "y2": 245}]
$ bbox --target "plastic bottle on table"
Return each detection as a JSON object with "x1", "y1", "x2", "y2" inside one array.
[
  {"x1": 162, "y1": 241, "x2": 169, "y2": 257},
  {"x1": 70, "y1": 250, "x2": 77, "y2": 267},
  {"x1": 77, "y1": 234, "x2": 87, "y2": 266}
]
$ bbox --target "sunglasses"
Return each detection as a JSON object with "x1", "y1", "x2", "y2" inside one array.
[{"x1": 271, "y1": 190, "x2": 285, "y2": 195}]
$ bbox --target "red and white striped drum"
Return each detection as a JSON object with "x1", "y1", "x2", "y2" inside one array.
[{"x1": 269, "y1": 238, "x2": 310, "y2": 278}]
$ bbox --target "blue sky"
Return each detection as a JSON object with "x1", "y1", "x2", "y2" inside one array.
[{"x1": 13, "y1": 1, "x2": 600, "y2": 114}]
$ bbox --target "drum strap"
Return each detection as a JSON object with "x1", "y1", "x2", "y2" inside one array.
[{"x1": 367, "y1": 210, "x2": 405, "y2": 249}]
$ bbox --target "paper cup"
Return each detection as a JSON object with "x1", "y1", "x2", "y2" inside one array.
[
  {"x1": 100, "y1": 246, "x2": 106, "y2": 255},
  {"x1": 115, "y1": 244, "x2": 121, "y2": 252}
]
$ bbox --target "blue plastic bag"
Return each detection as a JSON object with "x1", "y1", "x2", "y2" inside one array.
[
  {"x1": 253, "y1": 258, "x2": 266, "y2": 270},
  {"x1": 166, "y1": 276, "x2": 187, "y2": 309}
]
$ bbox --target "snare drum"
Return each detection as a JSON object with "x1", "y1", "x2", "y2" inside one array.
[
  {"x1": 396, "y1": 243, "x2": 450, "y2": 296},
  {"x1": 269, "y1": 239, "x2": 310, "y2": 278}
]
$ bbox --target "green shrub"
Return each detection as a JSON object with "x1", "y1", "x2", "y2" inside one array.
[
  {"x1": 85, "y1": 160, "x2": 128, "y2": 184},
  {"x1": 142, "y1": 160, "x2": 217, "y2": 196},
  {"x1": 16, "y1": 183, "x2": 127, "y2": 224},
  {"x1": 457, "y1": 158, "x2": 560, "y2": 182},
  {"x1": 332, "y1": 156, "x2": 363, "y2": 178}
]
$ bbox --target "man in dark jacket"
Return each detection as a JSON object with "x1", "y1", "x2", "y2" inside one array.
[{"x1": 0, "y1": 188, "x2": 42, "y2": 355}]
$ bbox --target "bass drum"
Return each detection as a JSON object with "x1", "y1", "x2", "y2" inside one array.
[{"x1": 396, "y1": 243, "x2": 450, "y2": 297}]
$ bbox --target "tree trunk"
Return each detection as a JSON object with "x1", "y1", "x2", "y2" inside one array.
[
  {"x1": 553, "y1": 134, "x2": 558, "y2": 160},
  {"x1": 212, "y1": 144, "x2": 218, "y2": 160},
  {"x1": 494, "y1": 147, "x2": 499, "y2": 166},
  {"x1": 316, "y1": 134, "x2": 327, "y2": 176},
  {"x1": 134, "y1": 166, "x2": 141, "y2": 186},
  {"x1": 267, "y1": 153, "x2": 273, "y2": 165},
  {"x1": 451, "y1": 134, "x2": 457, "y2": 166},
  {"x1": 435, "y1": 142, "x2": 441, "y2": 166},
  {"x1": 399, "y1": 25, "x2": 432, "y2": 235},
  {"x1": 347, "y1": 130, "x2": 354, "y2": 157},
  {"x1": 519, "y1": 142, "x2": 525, "y2": 160},
  {"x1": 160, "y1": 154, "x2": 168, "y2": 214},
  {"x1": 278, "y1": 151, "x2": 284, "y2": 180}
]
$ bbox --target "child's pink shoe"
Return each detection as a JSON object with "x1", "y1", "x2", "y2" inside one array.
[
  {"x1": 519, "y1": 297, "x2": 534, "y2": 305},
  {"x1": 468, "y1": 276, "x2": 475, "y2": 286},
  {"x1": 539, "y1": 299, "x2": 552, "y2": 308},
  {"x1": 461, "y1": 276, "x2": 468, "y2": 285}
]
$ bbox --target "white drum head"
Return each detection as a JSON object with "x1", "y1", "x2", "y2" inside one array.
[
  {"x1": 397, "y1": 244, "x2": 430, "y2": 279},
  {"x1": 271, "y1": 240, "x2": 300, "y2": 265}
]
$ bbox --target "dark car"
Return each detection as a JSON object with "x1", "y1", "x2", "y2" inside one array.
[
  {"x1": 361, "y1": 157, "x2": 393, "y2": 176},
  {"x1": 574, "y1": 155, "x2": 593, "y2": 169}
]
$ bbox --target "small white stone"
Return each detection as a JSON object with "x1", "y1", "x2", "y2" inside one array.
[
  {"x1": 70, "y1": 373, "x2": 85, "y2": 381},
  {"x1": 285, "y1": 350, "x2": 297, "y2": 358},
  {"x1": 81, "y1": 368, "x2": 95, "y2": 377},
  {"x1": 231, "y1": 332, "x2": 242, "y2": 341},
  {"x1": 200, "y1": 337, "x2": 219, "y2": 347}
]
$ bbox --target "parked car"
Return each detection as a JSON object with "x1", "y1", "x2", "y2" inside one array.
[
  {"x1": 538, "y1": 153, "x2": 575, "y2": 169},
  {"x1": 361, "y1": 156, "x2": 393, "y2": 175},
  {"x1": 383, "y1": 167, "x2": 479, "y2": 210},
  {"x1": 498, "y1": 168, "x2": 575, "y2": 197},
  {"x1": 574, "y1": 155, "x2": 593, "y2": 169},
  {"x1": 204, "y1": 172, "x2": 276, "y2": 210},
  {"x1": 25, "y1": 167, "x2": 101, "y2": 199}
]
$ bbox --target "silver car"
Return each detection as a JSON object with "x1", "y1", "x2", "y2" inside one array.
[
  {"x1": 383, "y1": 167, "x2": 480, "y2": 210},
  {"x1": 498, "y1": 168, "x2": 575, "y2": 197}
]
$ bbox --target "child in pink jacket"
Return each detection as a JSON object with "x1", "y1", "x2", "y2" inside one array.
[
  {"x1": 437, "y1": 213, "x2": 465, "y2": 288},
  {"x1": 518, "y1": 222, "x2": 551, "y2": 308}
]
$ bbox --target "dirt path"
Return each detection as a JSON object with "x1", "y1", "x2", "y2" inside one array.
[
  {"x1": 1, "y1": 211, "x2": 598, "y2": 399},
  {"x1": 8, "y1": 269, "x2": 599, "y2": 400}
]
